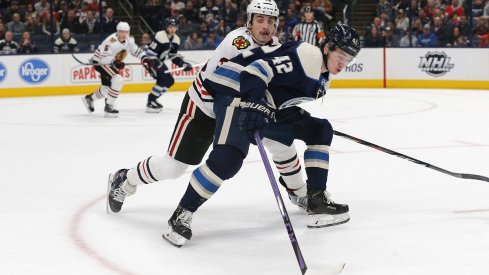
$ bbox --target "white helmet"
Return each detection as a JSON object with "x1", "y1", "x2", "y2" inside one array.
[
  {"x1": 116, "y1": 22, "x2": 130, "y2": 33},
  {"x1": 246, "y1": 0, "x2": 279, "y2": 27}
]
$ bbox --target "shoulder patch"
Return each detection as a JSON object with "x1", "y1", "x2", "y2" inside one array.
[
  {"x1": 109, "y1": 37, "x2": 116, "y2": 44},
  {"x1": 232, "y1": 36, "x2": 251, "y2": 50}
]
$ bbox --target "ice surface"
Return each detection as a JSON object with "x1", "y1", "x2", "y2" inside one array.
[{"x1": 1, "y1": 89, "x2": 489, "y2": 275}]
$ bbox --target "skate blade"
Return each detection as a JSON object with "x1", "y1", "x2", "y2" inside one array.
[
  {"x1": 307, "y1": 213, "x2": 350, "y2": 228},
  {"x1": 104, "y1": 112, "x2": 119, "y2": 118},
  {"x1": 162, "y1": 226, "x2": 187, "y2": 248},
  {"x1": 146, "y1": 107, "x2": 163, "y2": 113},
  {"x1": 81, "y1": 97, "x2": 94, "y2": 113},
  {"x1": 106, "y1": 173, "x2": 114, "y2": 214}
]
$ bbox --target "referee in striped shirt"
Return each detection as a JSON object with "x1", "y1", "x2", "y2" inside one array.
[{"x1": 292, "y1": 5, "x2": 326, "y2": 47}]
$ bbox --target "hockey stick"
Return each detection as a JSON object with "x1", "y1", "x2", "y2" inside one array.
[
  {"x1": 333, "y1": 130, "x2": 489, "y2": 183},
  {"x1": 71, "y1": 53, "x2": 142, "y2": 66},
  {"x1": 163, "y1": 63, "x2": 205, "y2": 74},
  {"x1": 254, "y1": 132, "x2": 345, "y2": 275}
]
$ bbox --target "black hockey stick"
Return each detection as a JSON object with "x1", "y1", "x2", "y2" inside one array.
[
  {"x1": 71, "y1": 53, "x2": 142, "y2": 66},
  {"x1": 254, "y1": 132, "x2": 345, "y2": 275},
  {"x1": 333, "y1": 130, "x2": 489, "y2": 183}
]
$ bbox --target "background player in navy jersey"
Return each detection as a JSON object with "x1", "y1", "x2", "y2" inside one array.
[
  {"x1": 142, "y1": 18, "x2": 193, "y2": 113},
  {"x1": 107, "y1": 0, "x2": 314, "y2": 218},
  {"x1": 161, "y1": 23, "x2": 361, "y2": 247}
]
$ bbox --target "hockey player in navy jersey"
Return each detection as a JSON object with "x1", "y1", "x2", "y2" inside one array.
[
  {"x1": 142, "y1": 18, "x2": 193, "y2": 113},
  {"x1": 107, "y1": 0, "x2": 313, "y2": 217},
  {"x1": 161, "y1": 23, "x2": 361, "y2": 247}
]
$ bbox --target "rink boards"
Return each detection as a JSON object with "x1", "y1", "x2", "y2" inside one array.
[{"x1": 0, "y1": 47, "x2": 488, "y2": 97}]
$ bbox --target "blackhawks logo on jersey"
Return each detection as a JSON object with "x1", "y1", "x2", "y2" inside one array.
[
  {"x1": 109, "y1": 37, "x2": 117, "y2": 43},
  {"x1": 232, "y1": 36, "x2": 250, "y2": 50}
]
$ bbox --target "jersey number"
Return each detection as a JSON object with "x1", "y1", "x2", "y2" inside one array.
[
  {"x1": 149, "y1": 41, "x2": 158, "y2": 50},
  {"x1": 272, "y1": 56, "x2": 293, "y2": 73}
]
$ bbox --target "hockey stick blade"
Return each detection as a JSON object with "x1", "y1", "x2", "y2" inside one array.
[
  {"x1": 333, "y1": 130, "x2": 489, "y2": 183},
  {"x1": 305, "y1": 263, "x2": 346, "y2": 275},
  {"x1": 71, "y1": 53, "x2": 142, "y2": 66}
]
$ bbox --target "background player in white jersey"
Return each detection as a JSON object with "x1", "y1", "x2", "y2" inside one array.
[
  {"x1": 106, "y1": 0, "x2": 308, "y2": 215},
  {"x1": 144, "y1": 18, "x2": 193, "y2": 113},
  {"x1": 81, "y1": 22, "x2": 151, "y2": 118}
]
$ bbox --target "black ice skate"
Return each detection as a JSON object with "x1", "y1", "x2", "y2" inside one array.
[
  {"x1": 307, "y1": 190, "x2": 350, "y2": 228},
  {"x1": 81, "y1": 94, "x2": 95, "y2": 113},
  {"x1": 162, "y1": 205, "x2": 193, "y2": 247},
  {"x1": 104, "y1": 103, "x2": 119, "y2": 118},
  {"x1": 106, "y1": 169, "x2": 136, "y2": 214},
  {"x1": 146, "y1": 94, "x2": 163, "y2": 113},
  {"x1": 279, "y1": 177, "x2": 308, "y2": 212}
]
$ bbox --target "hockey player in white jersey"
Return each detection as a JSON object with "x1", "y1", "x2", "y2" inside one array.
[
  {"x1": 107, "y1": 0, "x2": 309, "y2": 217},
  {"x1": 81, "y1": 22, "x2": 152, "y2": 118},
  {"x1": 144, "y1": 18, "x2": 193, "y2": 113}
]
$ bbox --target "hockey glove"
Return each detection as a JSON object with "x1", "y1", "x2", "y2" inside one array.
[
  {"x1": 182, "y1": 61, "x2": 193, "y2": 72},
  {"x1": 112, "y1": 59, "x2": 125, "y2": 70},
  {"x1": 237, "y1": 100, "x2": 276, "y2": 144},
  {"x1": 141, "y1": 56, "x2": 154, "y2": 71}
]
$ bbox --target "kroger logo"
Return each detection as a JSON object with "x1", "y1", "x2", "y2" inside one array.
[
  {"x1": 19, "y1": 59, "x2": 50, "y2": 84},
  {"x1": 0, "y1": 62, "x2": 6, "y2": 83}
]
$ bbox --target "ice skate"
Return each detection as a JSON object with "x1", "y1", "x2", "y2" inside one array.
[
  {"x1": 104, "y1": 103, "x2": 119, "y2": 118},
  {"x1": 279, "y1": 177, "x2": 308, "y2": 212},
  {"x1": 81, "y1": 94, "x2": 95, "y2": 113},
  {"x1": 307, "y1": 190, "x2": 350, "y2": 228},
  {"x1": 106, "y1": 169, "x2": 136, "y2": 214},
  {"x1": 162, "y1": 205, "x2": 193, "y2": 247},
  {"x1": 146, "y1": 94, "x2": 163, "y2": 113}
]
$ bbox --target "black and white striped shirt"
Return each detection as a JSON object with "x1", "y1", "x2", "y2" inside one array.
[{"x1": 292, "y1": 20, "x2": 326, "y2": 47}]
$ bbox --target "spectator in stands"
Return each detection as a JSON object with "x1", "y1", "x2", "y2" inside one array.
[
  {"x1": 400, "y1": 32, "x2": 418, "y2": 47},
  {"x1": 423, "y1": 0, "x2": 436, "y2": 20},
  {"x1": 447, "y1": 26, "x2": 461, "y2": 46},
  {"x1": 184, "y1": 31, "x2": 203, "y2": 49},
  {"x1": 456, "y1": 15, "x2": 471, "y2": 37},
  {"x1": 140, "y1": 32, "x2": 151, "y2": 47},
  {"x1": 412, "y1": 17, "x2": 424, "y2": 36},
  {"x1": 381, "y1": 26, "x2": 395, "y2": 46},
  {"x1": 102, "y1": 7, "x2": 118, "y2": 33},
  {"x1": 409, "y1": 0, "x2": 420, "y2": 17},
  {"x1": 454, "y1": 35, "x2": 469, "y2": 47},
  {"x1": 312, "y1": 0, "x2": 334, "y2": 25},
  {"x1": 474, "y1": 16, "x2": 489, "y2": 40},
  {"x1": 182, "y1": 0, "x2": 199, "y2": 23},
  {"x1": 418, "y1": 9, "x2": 431, "y2": 26},
  {"x1": 61, "y1": 9, "x2": 81, "y2": 34},
  {"x1": 3, "y1": 0, "x2": 24, "y2": 23},
  {"x1": 78, "y1": 1, "x2": 90, "y2": 24},
  {"x1": 445, "y1": 0, "x2": 464, "y2": 19},
  {"x1": 276, "y1": 15, "x2": 288, "y2": 42},
  {"x1": 372, "y1": 16, "x2": 385, "y2": 32},
  {"x1": 199, "y1": 0, "x2": 220, "y2": 22},
  {"x1": 57, "y1": 1, "x2": 70, "y2": 22},
  {"x1": 42, "y1": 15, "x2": 60, "y2": 35},
  {"x1": 0, "y1": 22, "x2": 6, "y2": 40},
  {"x1": 472, "y1": 0, "x2": 485, "y2": 18},
  {"x1": 53, "y1": 28, "x2": 79, "y2": 53},
  {"x1": 484, "y1": 2, "x2": 489, "y2": 19},
  {"x1": 216, "y1": 19, "x2": 231, "y2": 37},
  {"x1": 224, "y1": 0, "x2": 238, "y2": 27},
  {"x1": 286, "y1": 7, "x2": 299, "y2": 31},
  {"x1": 364, "y1": 26, "x2": 383, "y2": 46},
  {"x1": 417, "y1": 23, "x2": 438, "y2": 46},
  {"x1": 34, "y1": 0, "x2": 49, "y2": 18},
  {"x1": 80, "y1": 10, "x2": 100, "y2": 34},
  {"x1": 203, "y1": 28, "x2": 221, "y2": 49},
  {"x1": 23, "y1": 14, "x2": 42, "y2": 34},
  {"x1": 395, "y1": 9, "x2": 409, "y2": 33},
  {"x1": 433, "y1": 16, "x2": 450, "y2": 46},
  {"x1": 377, "y1": 0, "x2": 393, "y2": 20},
  {"x1": 177, "y1": 14, "x2": 194, "y2": 37},
  {"x1": 7, "y1": 13, "x2": 24, "y2": 34},
  {"x1": 69, "y1": 0, "x2": 82, "y2": 11},
  {"x1": 25, "y1": 4, "x2": 36, "y2": 19},
  {"x1": 88, "y1": 0, "x2": 101, "y2": 15},
  {"x1": 204, "y1": 12, "x2": 219, "y2": 31},
  {"x1": 0, "y1": 31, "x2": 18, "y2": 54},
  {"x1": 18, "y1": 31, "x2": 36, "y2": 53},
  {"x1": 198, "y1": 20, "x2": 209, "y2": 42}
]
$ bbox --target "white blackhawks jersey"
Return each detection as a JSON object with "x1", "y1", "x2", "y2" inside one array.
[
  {"x1": 92, "y1": 33, "x2": 146, "y2": 64},
  {"x1": 187, "y1": 27, "x2": 280, "y2": 118}
]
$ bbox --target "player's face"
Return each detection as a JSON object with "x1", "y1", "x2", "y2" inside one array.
[
  {"x1": 117, "y1": 30, "x2": 129, "y2": 42},
  {"x1": 325, "y1": 48, "x2": 354, "y2": 75},
  {"x1": 249, "y1": 14, "x2": 277, "y2": 44},
  {"x1": 166, "y1": 25, "x2": 177, "y2": 37}
]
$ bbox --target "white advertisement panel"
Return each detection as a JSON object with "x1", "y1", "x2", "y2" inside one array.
[
  {"x1": 386, "y1": 48, "x2": 489, "y2": 81},
  {"x1": 333, "y1": 48, "x2": 384, "y2": 80}
]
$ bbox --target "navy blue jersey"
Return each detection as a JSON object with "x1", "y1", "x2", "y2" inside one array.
[
  {"x1": 203, "y1": 41, "x2": 330, "y2": 110},
  {"x1": 146, "y1": 30, "x2": 184, "y2": 66}
]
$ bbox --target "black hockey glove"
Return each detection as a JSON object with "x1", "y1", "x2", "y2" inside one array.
[
  {"x1": 112, "y1": 59, "x2": 125, "y2": 70},
  {"x1": 141, "y1": 56, "x2": 154, "y2": 71},
  {"x1": 237, "y1": 100, "x2": 276, "y2": 144},
  {"x1": 182, "y1": 61, "x2": 193, "y2": 71}
]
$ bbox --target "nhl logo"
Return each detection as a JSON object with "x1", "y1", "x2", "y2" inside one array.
[{"x1": 418, "y1": 51, "x2": 454, "y2": 77}]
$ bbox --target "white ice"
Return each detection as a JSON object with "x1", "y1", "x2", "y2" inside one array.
[{"x1": 1, "y1": 88, "x2": 489, "y2": 275}]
